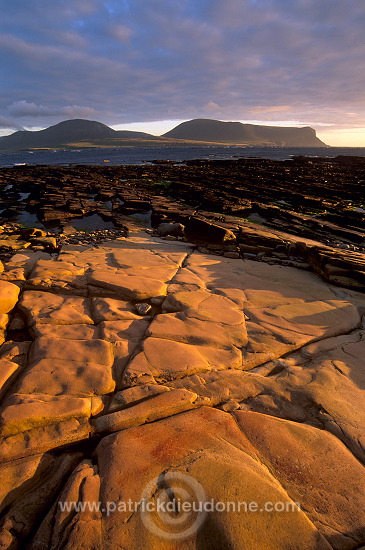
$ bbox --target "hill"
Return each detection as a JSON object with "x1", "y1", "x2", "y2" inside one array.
[
  {"x1": 163, "y1": 118, "x2": 327, "y2": 146},
  {"x1": 0, "y1": 119, "x2": 159, "y2": 151},
  {"x1": 0, "y1": 118, "x2": 328, "y2": 151}
]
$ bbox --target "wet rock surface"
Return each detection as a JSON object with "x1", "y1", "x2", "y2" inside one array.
[
  {"x1": 0, "y1": 157, "x2": 364, "y2": 549},
  {"x1": 1, "y1": 155, "x2": 365, "y2": 289}
]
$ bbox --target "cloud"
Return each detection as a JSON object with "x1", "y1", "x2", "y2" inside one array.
[
  {"x1": 0, "y1": 116, "x2": 20, "y2": 130},
  {"x1": 205, "y1": 102, "x2": 223, "y2": 114},
  {"x1": 7, "y1": 101, "x2": 98, "y2": 119},
  {"x1": 108, "y1": 24, "x2": 134, "y2": 43},
  {"x1": 0, "y1": 0, "x2": 365, "y2": 138},
  {"x1": 250, "y1": 106, "x2": 291, "y2": 114},
  {"x1": 8, "y1": 101, "x2": 55, "y2": 117}
]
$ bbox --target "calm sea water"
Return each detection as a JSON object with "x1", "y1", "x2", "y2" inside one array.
[{"x1": 1, "y1": 145, "x2": 365, "y2": 166}]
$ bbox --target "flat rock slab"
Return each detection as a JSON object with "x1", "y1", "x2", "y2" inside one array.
[
  {"x1": 99, "y1": 319, "x2": 149, "y2": 343},
  {"x1": 0, "y1": 393, "x2": 93, "y2": 437},
  {"x1": 16, "y1": 339, "x2": 115, "y2": 397},
  {"x1": 0, "y1": 416, "x2": 90, "y2": 463},
  {"x1": 17, "y1": 357, "x2": 116, "y2": 397},
  {"x1": 91, "y1": 297, "x2": 142, "y2": 322},
  {"x1": 148, "y1": 311, "x2": 248, "y2": 348},
  {"x1": 87, "y1": 408, "x2": 332, "y2": 549},
  {"x1": 124, "y1": 337, "x2": 242, "y2": 385},
  {"x1": 110, "y1": 248, "x2": 188, "y2": 269},
  {"x1": 19, "y1": 291, "x2": 93, "y2": 326},
  {"x1": 235, "y1": 411, "x2": 365, "y2": 549},
  {"x1": 92, "y1": 388, "x2": 198, "y2": 433},
  {"x1": 33, "y1": 323, "x2": 100, "y2": 339},
  {"x1": 0, "y1": 232, "x2": 364, "y2": 549},
  {"x1": 29, "y1": 337, "x2": 114, "y2": 366},
  {"x1": 89, "y1": 271, "x2": 168, "y2": 300}
]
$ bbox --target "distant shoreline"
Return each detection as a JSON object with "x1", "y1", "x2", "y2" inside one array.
[
  {"x1": 1, "y1": 144, "x2": 365, "y2": 169},
  {"x1": 1, "y1": 137, "x2": 330, "y2": 152}
]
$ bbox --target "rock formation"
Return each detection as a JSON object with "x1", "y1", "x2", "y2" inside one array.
[
  {"x1": 0, "y1": 222, "x2": 364, "y2": 549},
  {"x1": 163, "y1": 118, "x2": 327, "y2": 146},
  {"x1": 0, "y1": 156, "x2": 365, "y2": 548}
]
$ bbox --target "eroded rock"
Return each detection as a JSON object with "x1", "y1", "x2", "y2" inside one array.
[{"x1": 0, "y1": 230, "x2": 364, "y2": 549}]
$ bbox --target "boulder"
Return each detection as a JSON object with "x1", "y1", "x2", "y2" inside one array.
[
  {"x1": 0, "y1": 280, "x2": 20, "y2": 313},
  {"x1": 156, "y1": 222, "x2": 185, "y2": 237},
  {"x1": 184, "y1": 217, "x2": 236, "y2": 244}
]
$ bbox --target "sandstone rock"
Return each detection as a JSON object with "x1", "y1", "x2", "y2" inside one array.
[
  {"x1": 123, "y1": 337, "x2": 242, "y2": 385},
  {"x1": 0, "y1": 267, "x2": 26, "y2": 282},
  {"x1": 184, "y1": 217, "x2": 237, "y2": 244},
  {"x1": 156, "y1": 222, "x2": 185, "y2": 237},
  {"x1": 0, "y1": 417, "x2": 90, "y2": 462},
  {"x1": 30, "y1": 236, "x2": 57, "y2": 250},
  {"x1": 235, "y1": 411, "x2": 365, "y2": 549},
  {"x1": 93, "y1": 407, "x2": 330, "y2": 549},
  {"x1": 93, "y1": 388, "x2": 198, "y2": 433},
  {"x1": 110, "y1": 246, "x2": 188, "y2": 269},
  {"x1": 0, "y1": 228, "x2": 363, "y2": 549},
  {"x1": 15, "y1": 337, "x2": 115, "y2": 397},
  {"x1": 28, "y1": 258, "x2": 85, "y2": 278},
  {"x1": 91, "y1": 296, "x2": 141, "y2": 322},
  {"x1": 107, "y1": 384, "x2": 170, "y2": 412},
  {"x1": 166, "y1": 369, "x2": 267, "y2": 407},
  {"x1": 21, "y1": 228, "x2": 48, "y2": 238},
  {"x1": 32, "y1": 323, "x2": 100, "y2": 339},
  {"x1": 148, "y1": 311, "x2": 247, "y2": 348},
  {"x1": 89, "y1": 270, "x2": 168, "y2": 301},
  {"x1": 8, "y1": 313, "x2": 25, "y2": 331},
  {"x1": 0, "y1": 453, "x2": 52, "y2": 513},
  {"x1": 162, "y1": 288, "x2": 240, "y2": 314},
  {"x1": 0, "y1": 280, "x2": 20, "y2": 313},
  {"x1": 0, "y1": 453, "x2": 82, "y2": 547},
  {"x1": 0, "y1": 340, "x2": 31, "y2": 365},
  {"x1": 243, "y1": 298, "x2": 359, "y2": 368},
  {"x1": 18, "y1": 355, "x2": 115, "y2": 396},
  {"x1": 99, "y1": 319, "x2": 148, "y2": 343},
  {"x1": 0, "y1": 359, "x2": 22, "y2": 397},
  {"x1": 29, "y1": 336, "x2": 113, "y2": 366},
  {"x1": 5, "y1": 251, "x2": 52, "y2": 277},
  {"x1": 40, "y1": 461, "x2": 102, "y2": 550},
  {"x1": 19, "y1": 291, "x2": 93, "y2": 326},
  {"x1": 0, "y1": 237, "x2": 31, "y2": 250},
  {"x1": 0, "y1": 393, "x2": 92, "y2": 437},
  {"x1": 0, "y1": 313, "x2": 8, "y2": 330}
]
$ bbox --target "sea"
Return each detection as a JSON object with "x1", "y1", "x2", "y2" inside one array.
[{"x1": 1, "y1": 145, "x2": 365, "y2": 167}]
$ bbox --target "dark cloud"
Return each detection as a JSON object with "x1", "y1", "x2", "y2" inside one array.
[
  {"x1": 7, "y1": 100, "x2": 98, "y2": 118},
  {"x1": 0, "y1": 0, "x2": 364, "y2": 135}
]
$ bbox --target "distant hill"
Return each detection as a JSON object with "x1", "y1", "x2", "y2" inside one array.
[
  {"x1": 163, "y1": 118, "x2": 327, "y2": 147},
  {"x1": 0, "y1": 119, "x2": 159, "y2": 151},
  {"x1": 0, "y1": 117, "x2": 327, "y2": 151}
]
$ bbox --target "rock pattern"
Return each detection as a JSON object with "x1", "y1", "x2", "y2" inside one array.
[
  {"x1": 2, "y1": 156, "x2": 365, "y2": 291},
  {"x1": 0, "y1": 229, "x2": 364, "y2": 549}
]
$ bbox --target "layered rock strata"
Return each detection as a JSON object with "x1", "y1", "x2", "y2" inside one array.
[{"x1": 0, "y1": 230, "x2": 364, "y2": 549}]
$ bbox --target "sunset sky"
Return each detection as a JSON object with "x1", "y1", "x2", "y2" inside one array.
[{"x1": 1, "y1": 0, "x2": 364, "y2": 146}]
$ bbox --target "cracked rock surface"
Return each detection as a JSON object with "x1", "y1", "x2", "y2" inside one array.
[{"x1": 0, "y1": 229, "x2": 364, "y2": 549}]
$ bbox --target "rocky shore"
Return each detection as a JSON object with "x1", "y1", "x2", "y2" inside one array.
[{"x1": 0, "y1": 157, "x2": 364, "y2": 549}]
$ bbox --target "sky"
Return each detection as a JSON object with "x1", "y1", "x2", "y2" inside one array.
[{"x1": 1, "y1": 0, "x2": 365, "y2": 146}]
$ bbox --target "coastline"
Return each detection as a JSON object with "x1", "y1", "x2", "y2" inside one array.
[{"x1": 0, "y1": 156, "x2": 364, "y2": 547}]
